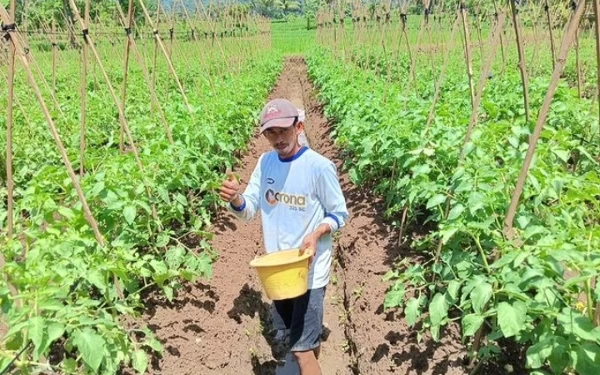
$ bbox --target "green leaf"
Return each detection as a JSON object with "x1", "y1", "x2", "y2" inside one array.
[
  {"x1": 557, "y1": 308, "x2": 600, "y2": 342},
  {"x1": 405, "y1": 297, "x2": 421, "y2": 327},
  {"x1": 132, "y1": 349, "x2": 149, "y2": 374},
  {"x1": 86, "y1": 270, "x2": 107, "y2": 291},
  {"x1": 497, "y1": 301, "x2": 527, "y2": 338},
  {"x1": 573, "y1": 343, "x2": 600, "y2": 375},
  {"x1": 447, "y1": 280, "x2": 461, "y2": 302},
  {"x1": 426, "y1": 194, "x2": 446, "y2": 209},
  {"x1": 462, "y1": 314, "x2": 484, "y2": 337},
  {"x1": 29, "y1": 317, "x2": 45, "y2": 359},
  {"x1": 552, "y1": 149, "x2": 570, "y2": 162},
  {"x1": 61, "y1": 358, "x2": 78, "y2": 373},
  {"x1": 439, "y1": 228, "x2": 458, "y2": 244},
  {"x1": 384, "y1": 283, "x2": 405, "y2": 310},
  {"x1": 471, "y1": 282, "x2": 493, "y2": 314},
  {"x1": 123, "y1": 206, "x2": 137, "y2": 225},
  {"x1": 429, "y1": 293, "x2": 448, "y2": 326},
  {"x1": 73, "y1": 328, "x2": 106, "y2": 372},
  {"x1": 526, "y1": 338, "x2": 553, "y2": 369},
  {"x1": 58, "y1": 206, "x2": 76, "y2": 220},
  {"x1": 447, "y1": 204, "x2": 465, "y2": 221},
  {"x1": 47, "y1": 322, "x2": 65, "y2": 345}
]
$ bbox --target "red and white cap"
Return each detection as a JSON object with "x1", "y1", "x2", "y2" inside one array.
[{"x1": 259, "y1": 99, "x2": 299, "y2": 133}]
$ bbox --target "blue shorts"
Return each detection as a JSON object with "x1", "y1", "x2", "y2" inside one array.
[{"x1": 271, "y1": 287, "x2": 326, "y2": 352}]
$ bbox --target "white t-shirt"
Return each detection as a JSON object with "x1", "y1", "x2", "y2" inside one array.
[{"x1": 229, "y1": 147, "x2": 349, "y2": 289}]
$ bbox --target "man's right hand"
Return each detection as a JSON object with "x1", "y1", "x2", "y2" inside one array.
[{"x1": 219, "y1": 168, "x2": 244, "y2": 208}]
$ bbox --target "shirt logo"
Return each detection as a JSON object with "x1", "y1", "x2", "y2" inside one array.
[
  {"x1": 267, "y1": 178, "x2": 275, "y2": 185},
  {"x1": 265, "y1": 188, "x2": 307, "y2": 209}
]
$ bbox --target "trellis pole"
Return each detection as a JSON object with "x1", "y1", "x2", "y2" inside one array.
[
  {"x1": 573, "y1": 1, "x2": 583, "y2": 99},
  {"x1": 5, "y1": 0, "x2": 16, "y2": 238},
  {"x1": 52, "y1": 18, "x2": 58, "y2": 95},
  {"x1": 509, "y1": 0, "x2": 531, "y2": 122},
  {"x1": 120, "y1": 0, "x2": 135, "y2": 151},
  {"x1": 80, "y1": 0, "x2": 89, "y2": 173},
  {"x1": 0, "y1": 5, "x2": 105, "y2": 247},
  {"x1": 407, "y1": 0, "x2": 431, "y2": 93},
  {"x1": 425, "y1": 11, "x2": 461, "y2": 132},
  {"x1": 460, "y1": 0, "x2": 475, "y2": 108},
  {"x1": 152, "y1": 1, "x2": 161, "y2": 103},
  {"x1": 595, "y1": 0, "x2": 600, "y2": 139},
  {"x1": 543, "y1": 0, "x2": 557, "y2": 71}
]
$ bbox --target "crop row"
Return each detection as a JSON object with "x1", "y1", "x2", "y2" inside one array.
[
  {"x1": 0, "y1": 45, "x2": 282, "y2": 374},
  {"x1": 306, "y1": 46, "x2": 600, "y2": 374}
]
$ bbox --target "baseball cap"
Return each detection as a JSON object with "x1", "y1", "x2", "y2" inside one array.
[{"x1": 259, "y1": 99, "x2": 299, "y2": 133}]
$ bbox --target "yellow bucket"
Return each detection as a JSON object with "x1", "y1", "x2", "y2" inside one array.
[{"x1": 249, "y1": 248, "x2": 311, "y2": 300}]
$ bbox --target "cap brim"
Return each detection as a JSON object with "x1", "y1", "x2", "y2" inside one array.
[{"x1": 260, "y1": 117, "x2": 296, "y2": 133}]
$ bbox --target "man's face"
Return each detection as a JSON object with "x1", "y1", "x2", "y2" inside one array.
[{"x1": 263, "y1": 123, "x2": 303, "y2": 158}]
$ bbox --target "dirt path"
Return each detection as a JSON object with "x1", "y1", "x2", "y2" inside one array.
[{"x1": 139, "y1": 57, "x2": 469, "y2": 375}]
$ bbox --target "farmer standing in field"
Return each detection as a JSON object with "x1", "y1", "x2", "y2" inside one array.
[{"x1": 219, "y1": 98, "x2": 349, "y2": 375}]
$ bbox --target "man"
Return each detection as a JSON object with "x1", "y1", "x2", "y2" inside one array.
[{"x1": 219, "y1": 98, "x2": 349, "y2": 375}]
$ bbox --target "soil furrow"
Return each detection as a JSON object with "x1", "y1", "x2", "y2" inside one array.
[
  {"x1": 137, "y1": 55, "x2": 469, "y2": 375},
  {"x1": 139, "y1": 57, "x2": 352, "y2": 375}
]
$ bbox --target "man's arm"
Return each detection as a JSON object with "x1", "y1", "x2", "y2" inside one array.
[
  {"x1": 300, "y1": 161, "x2": 349, "y2": 261},
  {"x1": 314, "y1": 161, "x2": 349, "y2": 233}
]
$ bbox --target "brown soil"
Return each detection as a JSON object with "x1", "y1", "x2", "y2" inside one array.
[{"x1": 132, "y1": 57, "x2": 471, "y2": 375}]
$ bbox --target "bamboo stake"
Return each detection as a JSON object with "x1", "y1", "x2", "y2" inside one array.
[
  {"x1": 425, "y1": 11, "x2": 461, "y2": 132},
  {"x1": 80, "y1": 0, "x2": 89, "y2": 174},
  {"x1": 510, "y1": 0, "x2": 531, "y2": 122},
  {"x1": 545, "y1": 0, "x2": 557, "y2": 70},
  {"x1": 493, "y1": 0, "x2": 507, "y2": 75},
  {"x1": 52, "y1": 18, "x2": 57, "y2": 95},
  {"x1": 460, "y1": 9, "x2": 507, "y2": 159},
  {"x1": 67, "y1": 0, "x2": 159, "y2": 221},
  {"x1": 595, "y1": 0, "x2": 600, "y2": 137},
  {"x1": 575, "y1": 28, "x2": 582, "y2": 99},
  {"x1": 120, "y1": 0, "x2": 135, "y2": 151},
  {"x1": 460, "y1": 0, "x2": 475, "y2": 108},
  {"x1": 138, "y1": 0, "x2": 192, "y2": 113},
  {"x1": 5, "y1": 0, "x2": 16, "y2": 238},
  {"x1": 114, "y1": 0, "x2": 174, "y2": 144},
  {"x1": 0, "y1": 6, "x2": 105, "y2": 246},
  {"x1": 400, "y1": 3, "x2": 416, "y2": 89},
  {"x1": 504, "y1": 0, "x2": 586, "y2": 236},
  {"x1": 152, "y1": 2, "x2": 161, "y2": 112}
]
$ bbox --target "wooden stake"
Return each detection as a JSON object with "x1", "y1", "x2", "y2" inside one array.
[
  {"x1": 52, "y1": 18, "x2": 57, "y2": 95},
  {"x1": 594, "y1": 0, "x2": 600, "y2": 137},
  {"x1": 510, "y1": 0, "x2": 531, "y2": 122},
  {"x1": 460, "y1": 0, "x2": 475, "y2": 108},
  {"x1": 425, "y1": 12, "x2": 461, "y2": 132},
  {"x1": 575, "y1": 27, "x2": 582, "y2": 99},
  {"x1": 504, "y1": 0, "x2": 586, "y2": 236},
  {"x1": 460, "y1": 8, "x2": 507, "y2": 159},
  {"x1": 151, "y1": 3, "x2": 161, "y2": 111},
  {"x1": 121, "y1": 0, "x2": 135, "y2": 151},
  {"x1": 0, "y1": 6, "x2": 105, "y2": 246},
  {"x1": 5, "y1": 0, "x2": 16, "y2": 237},
  {"x1": 544, "y1": 0, "x2": 557, "y2": 70},
  {"x1": 80, "y1": 0, "x2": 89, "y2": 173}
]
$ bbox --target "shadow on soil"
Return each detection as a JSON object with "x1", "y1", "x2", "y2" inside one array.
[{"x1": 370, "y1": 329, "x2": 465, "y2": 375}]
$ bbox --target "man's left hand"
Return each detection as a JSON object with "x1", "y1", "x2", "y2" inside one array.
[{"x1": 300, "y1": 233, "x2": 319, "y2": 266}]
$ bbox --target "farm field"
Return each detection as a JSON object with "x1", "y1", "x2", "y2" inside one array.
[{"x1": 1, "y1": 1, "x2": 600, "y2": 375}]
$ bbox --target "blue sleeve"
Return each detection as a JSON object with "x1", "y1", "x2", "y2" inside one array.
[{"x1": 315, "y1": 161, "x2": 349, "y2": 232}]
